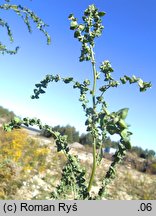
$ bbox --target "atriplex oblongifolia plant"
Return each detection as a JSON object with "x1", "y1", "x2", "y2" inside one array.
[{"x1": 3, "y1": 4, "x2": 152, "y2": 199}]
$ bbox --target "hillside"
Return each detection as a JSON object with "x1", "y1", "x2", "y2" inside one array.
[
  {"x1": 0, "y1": 106, "x2": 15, "y2": 126},
  {"x1": 11, "y1": 136, "x2": 156, "y2": 199},
  {"x1": 0, "y1": 105, "x2": 156, "y2": 199}
]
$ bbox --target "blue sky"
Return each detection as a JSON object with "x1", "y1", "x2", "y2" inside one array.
[{"x1": 0, "y1": 0, "x2": 156, "y2": 151}]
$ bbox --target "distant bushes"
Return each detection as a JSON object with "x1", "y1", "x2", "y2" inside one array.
[
  {"x1": 79, "y1": 133, "x2": 93, "y2": 145},
  {"x1": 41, "y1": 125, "x2": 79, "y2": 143},
  {"x1": 123, "y1": 150, "x2": 156, "y2": 175},
  {"x1": 148, "y1": 162, "x2": 156, "y2": 174},
  {"x1": 141, "y1": 161, "x2": 156, "y2": 175},
  {"x1": 0, "y1": 106, "x2": 15, "y2": 122},
  {"x1": 130, "y1": 146, "x2": 156, "y2": 159},
  {"x1": 41, "y1": 124, "x2": 119, "y2": 149},
  {"x1": 40, "y1": 125, "x2": 156, "y2": 166}
]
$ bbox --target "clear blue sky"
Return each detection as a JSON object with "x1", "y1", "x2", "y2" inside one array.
[{"x1": 0, "y1": 0, "x2": 156, "y2": 151}]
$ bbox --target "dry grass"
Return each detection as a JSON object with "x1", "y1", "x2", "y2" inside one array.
[{"x1": 0, "y1": 128, "x2": 156, "y2": 200}]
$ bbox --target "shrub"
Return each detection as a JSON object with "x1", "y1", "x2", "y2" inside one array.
[
  {"x1": 0, "y1": 106, "x2": 15, "y2": 122},
  {"x1": 146, "y1": 162, "x2": 156, "y2": 175},
  {"x1": 0, "y1": 128, "x2": 52, "y2": 199}
]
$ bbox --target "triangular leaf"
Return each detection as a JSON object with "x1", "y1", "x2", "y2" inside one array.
[
  {"x1": 118, "y1": 119, "x2": 127, "y2": 129},
  {"x1": 121, "y1": 129, "x2": 128, "y2": 139},
  {"x1": 98, "y1": 12, "x2": 106, "y2": 17},
  {"x1": 138, "y1": 79, "x2": 144, "y2": 88},
  {"x1": 117, "y1": 108, "x2": 129, "y2": 119}
]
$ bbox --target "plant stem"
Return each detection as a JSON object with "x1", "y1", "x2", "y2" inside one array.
[
  {"x1": 91, "y1": 47, "x2": 97, "y2": 109},
  {"x1": 87, "y1": 45, "x2": 97, "y2": 192},
  {"x1": 87, "y1": 137, "x2": 97, "y2": 192}
]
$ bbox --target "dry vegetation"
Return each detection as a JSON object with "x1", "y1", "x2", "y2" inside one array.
[{"x1": 0, "y1": 124, "x2": 156, "y2": 200}]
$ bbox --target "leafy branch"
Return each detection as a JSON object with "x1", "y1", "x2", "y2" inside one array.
[
  {"x1": 3, "y1": 117, "x2": 89, "y2": 199},
  {"x1": 0, "y1": 0, "x2": 51, "y2": 54}
]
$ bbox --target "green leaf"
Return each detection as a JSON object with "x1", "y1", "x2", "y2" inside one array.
[
  {"x1": 117, "y1": 108, "x2": 129, "y2": 120},
  {"x1": 120, "y1": 129, "x2": 128, "y2": 139},
  {"x1": 98, "y1": 12, "x2": 106, "y2": 17},
  {"x1": 23, "y1": 122, "x2": 29, "y2": 127},
  {"x1": 138, "y1": 79, "x2": 144, "y2": 88},
  {"x1": 74, "y1": 31, "x2": 81, "y2": 38},
  {"x1": 96, "y1": 96, "x2": 103, "y2": 102},
  {"x1": 6, "y1": 127, "x2": 12, "y2": 132},
  {"x1": 103, "y1": 107, "x2": 110, "y2": 115},
  {"x1": 70, "y1": 21, "x2": 78, "y2": 30},
  {"x1": 47, "y1": 35, "x2": 51, "y2": 45},
  {"x1": 39, "y1": 89, "x2": 46, "y2": 94},
  {"x1": 99, "y1": 86, "x2": 107, "y2": 92},
  {"x1": 85, "y1": 118, "x2": 92, "y2": 126},
  {"x1": 63, "y1": 77, "x2": 73, "y2": 84},
  {"x1": 132, "y1": 75, "x2": 138, "y2": 81},
  {"x1": 3, "y1": 124, "x2": 12, "y2": 132},
  {"x1": 78, "y1": 24, "x2": 85, "y2": 31},
  {"x1": 13, "y1": 117, "x2": 21, "y2": 124},
  {"x1": 83, "y1": 79, "x2": 90, "y2": 86},
  {"x1": 113, "y1": 116, "x2": 120, "y2": 124},
  {"x1": 121, "y1": 138, "x2": 131, "y2": 149},
  {"x1": 109, "y1": 80, "x2": 119, "y2": 87},
  {"x1": 68, "y1": 14, "x2": 75, "y2": 20},
  {"x1": 140, "y1": 87, "x2": 146, "y2": 92},
  {"x1": 35, "y1": 83, "x2": 41, "y2": 88},
  {"x1": 118, "y1": 119, "x2": 127, "y2": 129},
  {"x1": 106, "y1": 124, "x2": 117, "y2": 135}
]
